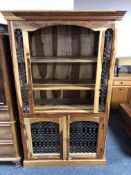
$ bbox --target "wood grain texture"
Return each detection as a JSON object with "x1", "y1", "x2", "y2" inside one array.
[
  {"x1": 0, "y1": 144, "x2": 15, "y2": 157},
  {"x1": 12, "y1": 20, "x2": 116, "y2": 32},
  {"x1": 111, "y1": 87, "x2": 129, "y2": 108},
  {"x1": 94, "y1": 30, "x2": 105, "y2": 113},
  {"x1": 0, "y1": 111, "x2": 10, "y2": 122},
  {"x1": 0, "y1": 124, "x2": 13, "y2": 140},
  {"x1": 111, "y1": 73, "x2": 131, "y2": 109},
  {"x1": 24, "y1": 158, "x2": 106, "y2": 166},
  {"x1": 129, "y1": 88, "x2": 131, "y2": 105},
  {"x1": 6, "y1": 11, "x2": 125, "y2": 166},
  {"x1": 0, "y1": 26, "x2": 21, "y2": 164},
  {"x1": 22, "y1": 31, "x2": 34, "y2": 113},
  {"x1": 2, "y1": 11, "x2": 126, "y2": 21}
]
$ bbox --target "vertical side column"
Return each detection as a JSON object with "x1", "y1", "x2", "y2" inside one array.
[
  {"x1": 60, "y1": 116, "x2": 68, "y2": 160},
  {"x1": 99, "y1": 29, "x2": 114, "y2": 113},
  {"x1": 8, "y1": 21, "x2": 29, "y2": 159},
  {"x1": 105, "y1": 28, "x2": 117, "y2": 115},
  {"x1": 97, "y1": 28, "x2": 116, "y2": 159},
  {"x1": 22, "y1": 31, "x2": 34, "y2": 113},
  {"x1": 14, "y1": 28, "x2": 29, "y2": 114},
  {"x1": 8, "y1": 22, "x2": 23, "y2": 112},
  {"x1": 94, "y1": 30, "x2": 105, "y2": 113}
]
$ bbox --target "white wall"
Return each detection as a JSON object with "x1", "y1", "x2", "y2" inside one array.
[
  {"x1": 0, "y1": 0, "x2": 74, "y2": 24},
  {"x1": 0, "y1": 0, "x2": 131, "y2": 56},
  {"x1": 0, "y1": 0, "x2": 73, "y2": 10},
  {"x1": 74, "y1": 0, "x2": 131, "y2": 56}
]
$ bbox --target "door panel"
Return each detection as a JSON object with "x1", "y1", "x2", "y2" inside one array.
[
  {"x1": 24, "y1": 114, "x2": 104, "y2": 160},
  {"x1": 67, "y1": 115, "x2": 99, "y2": 159},
  {"x1": 24, "y1": 117, "x2": 62, "y2": 159}
]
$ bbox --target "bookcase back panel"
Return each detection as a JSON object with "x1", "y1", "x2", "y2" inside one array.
[
  {"x1": 32, "y1": 63, "x2": 97, "y2": 83},
  {"x1": 30, "y1": 25, "x2": 99, "y2": 85},
  {"x1": 34, "y1": 90, "x2": 94, "y2": 108},
  {"x1": 29, "y1": 25, "x2": 99, "y2": 57}
]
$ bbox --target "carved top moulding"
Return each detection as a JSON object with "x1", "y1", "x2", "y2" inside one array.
[{"x1": 1, "y1": 11, "x2": 126, "y2": 21}]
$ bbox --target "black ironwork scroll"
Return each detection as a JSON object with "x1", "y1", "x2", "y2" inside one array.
[
  {"x1": 14, "y1": 29, "x2": 29, "y2": 113},
  {"x1": 99, "y1": 29, "x2": 113, "y2": 112},
  {"x1": 31, "y1": 122, "x2": 60, "y2": 154},
  {"x1": 70, "y1": 121, "x2": 98, "y2": 153}
]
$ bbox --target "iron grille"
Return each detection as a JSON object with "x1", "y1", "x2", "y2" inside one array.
[
  {"x1": 99, "y1": 29, "x2": 113, "y2": 112},
  {"x1": 31, "y1": 122, "x2": 60, "y2": 154},
  {"x1": 14, "y1": 28, "x2": 29, "y2": 113},
  {"x1": 70, "y1": 121, "x2": 98, "y2": 153}
]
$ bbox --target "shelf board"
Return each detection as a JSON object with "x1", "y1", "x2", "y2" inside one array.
[
  {"x1": 33, "y1": 79, "x2": 95, "y2": 84},
  {"x1": 31, "y1": 56, "x2": 97, "y2": 63},
  {"x1": 34, "y1": 105, "x2": 93, "y2": 113},
  {"x1": 33, "y1": 83, "x2": 95, "y2": 90},
  {"x1": 35, "y1": 98, "x2": 93, "y2": 106}
]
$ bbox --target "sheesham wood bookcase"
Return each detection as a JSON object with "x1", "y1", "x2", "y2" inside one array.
[
  {"x1": 2, "y1": 11, "x2": 125, "y2": 166},
  {"x1": 0, "y1": 24, "x2": 21, "y2": 166}
]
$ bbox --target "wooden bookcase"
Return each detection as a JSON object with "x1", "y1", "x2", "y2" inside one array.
[{"x1": 2, "y1": 11, "x2": 125, "y2": 166}]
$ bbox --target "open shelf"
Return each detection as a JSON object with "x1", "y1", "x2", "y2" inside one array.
[
  {"x1": 29, "y1": 25, "x2": 99, "y2": 113},
  {"x1": 35, "y1": 98, "x2": 92, "y2": 106},
  {"x1": 34, "y1": 104, "x2": 93, "y2": 112},
  {"x1": 33, "y1": 83, "x2": 95, "y2": 90},
  {"x1": 34, "y1": 89, "x2": 94, "y2": 112},
  {"x1": 31, "y1": 62, "x2": 97, "y2": 84},
  {"x1": 33, "y1": 79, "x2": 95, "y2": 84},
  {"x1": 31, "y1": 56, "x2": 97, "y2": 63}
]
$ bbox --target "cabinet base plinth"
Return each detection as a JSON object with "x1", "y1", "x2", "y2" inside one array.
[{"x1": 24, "y1": 158, "x2": 107, "y2": 166}]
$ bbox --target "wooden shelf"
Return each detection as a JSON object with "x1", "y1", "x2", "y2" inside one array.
[
  {"x1": 35, "y1": 98, "x2": 93, "y2": 105},
  {"x1": 34, "y1": 104, "x2": 93, "y2": 113},
  {"x1": 31, "y1": 56, "x2": 97, "y2": 63},
  {"x1": 33, "y1": 83, "x2": 95, "y2": 90},
  {"x1": 33, "y1": 79, "x2": 95, "y2": 84}
]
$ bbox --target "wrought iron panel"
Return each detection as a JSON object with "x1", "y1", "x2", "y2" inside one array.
[
  {"x1": 14, "y1": 29, "x2": 29, "y2": 113},
  {"x1": 31, "y1": 122, "x2": 60, "y2": 154},
  {"x1": 70, "y1": 121, "x2": 98, "y2": 153},
  {"x1": 99, "y1": 29, "x2": 113, "y2": 112}
]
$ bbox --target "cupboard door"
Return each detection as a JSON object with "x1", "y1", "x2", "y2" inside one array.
[
  {"x1": 111, "y1": 87, "x2": 129, "y2": 108},
  {"x1": 24, "y1": 116, "x2": 63, "y2": 159},
  {"x1": 67, "y1": 115, "x2": 99, "y2": 159}
]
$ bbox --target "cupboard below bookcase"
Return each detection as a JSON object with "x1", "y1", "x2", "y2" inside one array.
[{"x1": 3, "y1": 11, "x2": 126, "y2": 166}]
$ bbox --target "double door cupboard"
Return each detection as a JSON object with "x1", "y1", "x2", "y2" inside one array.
[
  {"x1": 2, "y1": 11, "x2": 126, "y2": 166},
  {"x1": 0, "y1": 24, "x2": 21, "y2": 166}
]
